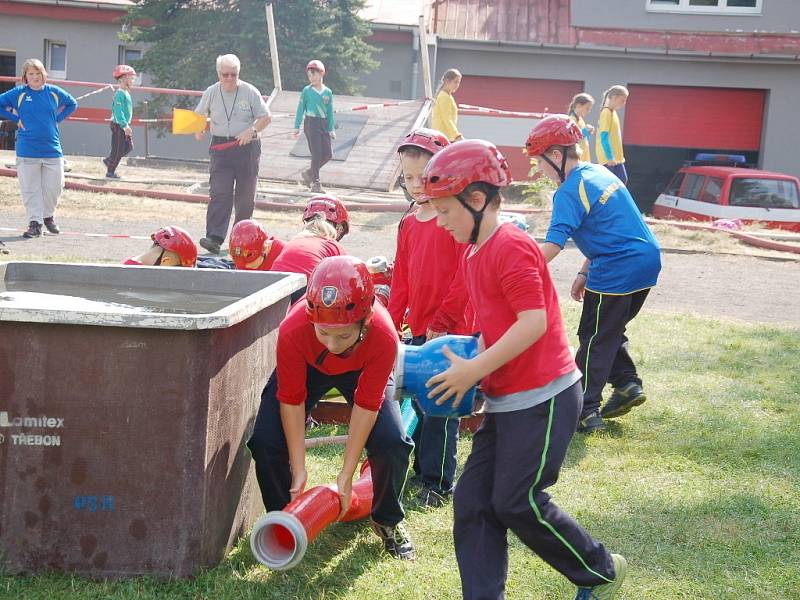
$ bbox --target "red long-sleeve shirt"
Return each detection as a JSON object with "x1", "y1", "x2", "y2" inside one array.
[
  {"x1": 388, "y1": 213, "x2": 470, "y2": 336},
  {"x1": 465, "y1": 224, "x2": 575, "y2": 397},
  {"x1": 276, "y1": 300, "x2": 398, "y2": 411},
  {"x1": 270, "y1": 236, "x2": 344, "y2": 279}
]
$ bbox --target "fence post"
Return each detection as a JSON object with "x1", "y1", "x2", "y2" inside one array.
[{"x1": 142, "y1": 100, "x2": 150, "y2": 158}]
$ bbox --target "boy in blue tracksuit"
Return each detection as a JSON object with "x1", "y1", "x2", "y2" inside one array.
[
  {"x1": 293, "y1": 59, "x2": 335, "y2": 193},
  {"x1": 529, "y1": 115, "x2": 661, "y2": 434}
]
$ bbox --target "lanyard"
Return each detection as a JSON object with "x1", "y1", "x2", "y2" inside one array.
[{"x1": 219, "y1": 84, "x2": 240, "y2": 135}]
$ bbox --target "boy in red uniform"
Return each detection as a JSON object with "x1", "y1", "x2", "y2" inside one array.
[
  {"x1": 122, "y1": 225, "x2": 197, "y2": 267},
  {"x1": 389, "y1": 127, "x2": 470, "y2": 508},
  {"x1": 228, "y1": 219, "x2": 285, "y2": 270},
  {"x1": 421, "y1": 140, "x2": 626, "y2": 600},
  {"x1": 246, "y1": 256, "x2": 416, "y2": 559}
]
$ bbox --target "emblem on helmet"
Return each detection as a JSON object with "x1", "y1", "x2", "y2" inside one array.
[{"x1": 321, "y1": 286, "x2": 338, "y2": 307}]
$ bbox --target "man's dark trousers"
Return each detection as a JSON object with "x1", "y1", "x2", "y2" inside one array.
[{"x1": 206, "y1": 137, "x2": 260, "y2": 243}]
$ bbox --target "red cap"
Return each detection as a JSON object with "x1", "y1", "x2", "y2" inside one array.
[
  {"x1": 113, "y1": 65, "x2": 136, "y2": 79},
  {"x1": 306, "y1": 60, "x2": 325, "y2": 74}
]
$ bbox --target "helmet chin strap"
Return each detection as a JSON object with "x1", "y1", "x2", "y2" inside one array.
[
  {"x1": 540, "y1": 147, "x2": 569, "y2": 183},
  {"x1": 456, "y1": 191, "x2": 492, "y2": 244}
]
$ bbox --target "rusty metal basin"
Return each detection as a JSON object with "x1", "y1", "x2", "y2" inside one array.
[{"x1": 0, "y1": 262, "x2": 305, "y2": 578}]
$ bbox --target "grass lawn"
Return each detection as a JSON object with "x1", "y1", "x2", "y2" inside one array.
[{"x1": 2, "y1": 308, "x2": 799, "y2": 599}]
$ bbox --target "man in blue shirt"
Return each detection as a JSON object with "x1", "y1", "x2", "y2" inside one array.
[
  {"x1": 528, "y1": 115, "x2": 661, "y2": 435},
  {"x1": 0, "y1": 58, "x2": 77, "y2": 238}
]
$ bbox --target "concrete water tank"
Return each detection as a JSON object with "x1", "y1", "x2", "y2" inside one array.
[{"x1": 0, "y1": 262, "x2": 305, "y2": 578}]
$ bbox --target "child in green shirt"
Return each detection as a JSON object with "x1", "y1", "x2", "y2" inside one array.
[
  {"x1": 104, "y1": 65, "x2": 135, "y2": 179},
  {"x1": 293, "y1": 59, "x2": 336, "y2": 193}
]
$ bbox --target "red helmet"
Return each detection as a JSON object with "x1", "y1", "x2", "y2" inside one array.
[
  {"x1": 398, "y1": 128, "x2": 450, "y2": 156},
  {"x1": 151, "y1": 226, "x2": 197, "y2": 267},
  {"x1": 113, "y1": 64, "x2": 136, "y2": 79},
  {"x1": 229, "y1": 219, "x2": 270, "y2": 269},
  {"x1": 421, "y1": 139, "x2": 511, "y2": 200},
  {"x1": 303, "y1": 195, "x2": 349, "y2": 237},
  {"x1": 306, "y1": 59, "x2": 325, "y2": 74},
  {"x1": 525, "y1": 114, "x2": 583, "y2": 157},
  {"x1": 306, "y1": 256, "x2": 374, "y2": 327}
]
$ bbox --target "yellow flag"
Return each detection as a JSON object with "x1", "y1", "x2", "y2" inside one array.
[{"x1": 172, "y1": 108, "x2": 207, "y2": 134}]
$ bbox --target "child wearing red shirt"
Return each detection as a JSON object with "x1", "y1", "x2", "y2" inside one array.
[
  {"x1": 246, "y1": 256, "x2": 415, "y2": 559},
  {"x1": 389, "y1": 127, "x2": 471, "y2": 508},
  {"x1": 269, "y1": 229, "x2": 343, "y2": 279},
  {"x1": 228, "y1": 219, "x2": 285, "y2": 270},
  {"x1": 421, "y1": 140, "x2": 626, "y2": 600},
  {"x1": 271, "y1": 195, "x2": 349, "y2": 302}
]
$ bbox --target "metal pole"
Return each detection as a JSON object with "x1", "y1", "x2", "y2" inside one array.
[
  {"x1": 142, "y1": 100, "x2": 149, "y2": 158},
  {"x1": 265, "y1": 3, "x2": 282, "y2": 91},
  {"x1": 418, "y1": 12, "x2": 433, "y2": 99}
]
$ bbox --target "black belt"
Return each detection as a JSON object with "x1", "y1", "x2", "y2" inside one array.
[{"x1": 211, "y1": 135, "x2": 237, "y2": 143}]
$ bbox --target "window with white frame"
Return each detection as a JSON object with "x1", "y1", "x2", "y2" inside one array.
[
  {"x1": 647, "y1": 0, "x2": 762, "y2": 14},
  {"x1": 45, "y1": 40, "x2": 67, "y2": 78}
]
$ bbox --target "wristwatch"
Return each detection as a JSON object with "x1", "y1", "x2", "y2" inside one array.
[{"x1": 252, "y1": 126, "x2": 258, "y2": 138}]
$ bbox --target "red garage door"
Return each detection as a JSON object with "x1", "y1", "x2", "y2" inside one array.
[
  {"x1": 456, "y1": 76, "x2": 582, "y2": 113},
  {"x1": 624, "y1": 84, "x2": 766, "y2": 151}
]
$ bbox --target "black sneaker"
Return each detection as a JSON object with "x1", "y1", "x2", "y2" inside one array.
[
  {"x1": 43, "y1": 217, "x2": 60, "y2": 234},
  {"x1": 0, "y1": 240, "x2": 9, "y2": 254},
  {"x1": 22, "y1": 221, "x2": 41, "y2": 239},
  {"x1": 370, "y1": 521, "x2": 416, "y2": 560},
  {"x1": 601, "y1": 383, "x2": 646, "y2": 419},
  {"x1": 310, "y1": 181, "x2": 325, "y2": 193},
  {"x1": 416, "y1": 486, "x2": 448, "y2": 508},
  {"x1": 577, "y1": 410, "x2": 605, "y2": 434},
  {"x1": 105, "y1": 172, "x2": 121, "y2": 179},
  {"x1": 300, "y1": 168, "x2": 312, "y2": 186},
  {"x1": 199, "y1": 237, "x2": 221, "y2": 254},
  {"x1": 102, "y1": 157, "x2": 110, "y2": 170}
]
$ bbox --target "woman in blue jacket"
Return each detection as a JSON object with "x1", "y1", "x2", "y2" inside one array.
[{"x1": 0, "y1": 58, "x2": 77, "y2": 238}]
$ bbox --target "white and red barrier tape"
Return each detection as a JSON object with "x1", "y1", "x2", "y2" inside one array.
[
  {"x1": 0, "y1": 226, "x2": 150, "y2": 240},
  {"x1": 74, "y1": 84, "x2": 115, "y2": 101},
  {"x1": 457, "y1": 103, "x2": 549, "y2": 119},
  {"x1": 1, "y1": 74, "x2": 548, "y2": 126}
]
